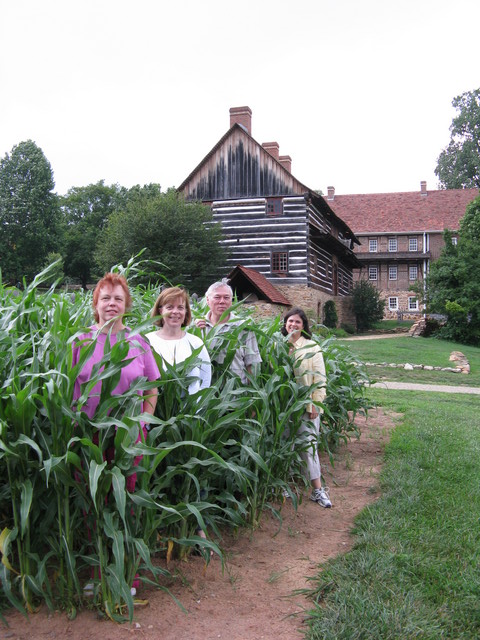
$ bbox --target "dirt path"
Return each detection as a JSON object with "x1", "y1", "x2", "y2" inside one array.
[
  {"x1": 370, "y1": 380, "x2": 480, "y2": 394},
  {"x1": 3, "y1": 408, "x2": 397, "y2": 640}
]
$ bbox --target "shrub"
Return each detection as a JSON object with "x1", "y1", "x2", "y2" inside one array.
[
  {"x1": 422, "y1": 316, "x2": 443, "y2": 337},
  {"x1": 352, "y1": 281, "x2": 386, "y2": 332},
  {"x1": 323, "y1": 300, "x2": 338, "y2": 328},
  {"x1": 340, "y1": 322, "x2": 356, "y2": 335}
]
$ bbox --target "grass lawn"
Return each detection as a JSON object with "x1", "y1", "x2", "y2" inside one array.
[
  {"x1": 305, "y1": 389, "x2": 480, "y2": 639},
  {"x1": 336, "y1": 336, "x2": 480, "y2": 387}
]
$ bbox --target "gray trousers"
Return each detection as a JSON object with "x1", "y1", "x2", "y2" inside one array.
[{"x1": 298, "y1": 413, "x2": 321, "y2": 481}]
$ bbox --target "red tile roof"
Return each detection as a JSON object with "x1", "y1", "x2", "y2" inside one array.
[
  {"x1": 228, "y1": 265, "x2": 291, "y2": 306},
  {"x1": 328, "y1": 188, "x2": 479, "y2": 234}
]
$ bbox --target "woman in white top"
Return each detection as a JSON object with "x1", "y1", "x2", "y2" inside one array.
[
  {"x1": 146, "y1": 287, "x2": 211, "y2": 394},
  {"x1": 146, "y1": 286, "x2": 212, "y2": 549}
]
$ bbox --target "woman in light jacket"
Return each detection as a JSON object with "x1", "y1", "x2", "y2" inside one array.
[{"x1": 281, "y1": 307, "x2": 332, "y2": 507}]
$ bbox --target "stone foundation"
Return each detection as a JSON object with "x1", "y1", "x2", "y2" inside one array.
[{"x1": 243, "y1": 285, "x2": 356, "y2": 327}]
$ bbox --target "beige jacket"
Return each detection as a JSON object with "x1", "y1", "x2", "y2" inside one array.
[{"x1": 291, "y1": 335, "x2": 327, "y2": 414}]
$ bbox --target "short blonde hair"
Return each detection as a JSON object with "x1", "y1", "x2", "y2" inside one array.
[{"x1": 151, "y1": 287, "x2": 192, "y2": 327}]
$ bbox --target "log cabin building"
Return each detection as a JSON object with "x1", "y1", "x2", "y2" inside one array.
[{"x1": 178, "y1": 106, "x2": 360, "y2": 323}]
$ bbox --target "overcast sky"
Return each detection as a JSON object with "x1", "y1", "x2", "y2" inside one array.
[{"x1": 1, "y1": 0, "x2": 479, "y2": 197}]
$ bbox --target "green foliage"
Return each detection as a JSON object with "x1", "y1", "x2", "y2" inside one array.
[
  {"x1": 41, "y1": 253, "x2": 65, "y2": 286},
  {"x1": 0, "y1": 261, "x2": 370, "y2": 620},
  {"x1": 60, "y1": 181, "x2": 123, "y2": 288},
  {"x1": 304, "y1": 390, "x2": 480, "y2": 639},
  {"x1": 0, "y1": 140, "x2": 61, "y2": 284},
  {"x1": 323, "y1": 300, "x2": 338, "y2": 329},
  {"x1": 424, "y1": 197, "x2": 480, "y2": 345},
  {"x1": 435, "y1": 88, "x2": 480, "y2": 189},
  {"x1": 340, "y1": 322, "x2": 356, "y2": 335},
  {"x1": 460, "y1": 192, "x2": 480, "y2": 240},
  {"x1": 95, "y1": 189, "x2": 227, "y2": 294},
  {"x1": 352, "y1": 280, "x2": 386, "y2": 332}
]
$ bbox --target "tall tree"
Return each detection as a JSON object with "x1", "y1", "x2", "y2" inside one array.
[
  {"x1": 0, "y1": 140, "x2": 61, "y2": 283},
  {"x1": 424, "y1": 196, "x2": 480, "y2": 344},
  {"x1": 435, "y1": 88, "x2": 480, "y2": 189},
  {"x1": 95, "y1": 189, "x2": 227, "y2": 294},
  {"x1": 60, "y1": 181, "x2": 122, "y2": 287}
]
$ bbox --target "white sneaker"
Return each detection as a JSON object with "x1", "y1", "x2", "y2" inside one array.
[
  {"x1": 310, "y1": 487, "x2": 332, "y2": 508},
  {"x1": 130, "y1": 587, "x2": 137, "y2": 597}
]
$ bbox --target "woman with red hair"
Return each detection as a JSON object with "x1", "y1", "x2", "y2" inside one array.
[
  {"x1": 73, "y1": 272, "x2": 159, "y2": 432},
  {"x1": 72, "y1": 273, "x2": 160, "y2": 597}
]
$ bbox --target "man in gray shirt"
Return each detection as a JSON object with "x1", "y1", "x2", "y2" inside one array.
[{"x1": 196, "y1": 280, "x2": 262, "y2": 383}]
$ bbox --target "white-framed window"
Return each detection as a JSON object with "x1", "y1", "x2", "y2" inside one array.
[
  {"x1": 389, "y1": 265, "x2": 397, "y2": 280},
  {"x1": 409, "y1": 265, "x2": 418, "y2": 281},
  {"x1": 368, "y1": 266, "x2": 378, "y2": 281},
  {"x1": 452, "y1": 236, "x2": 458, "y2": 245},
  {"x1": 271, "y1": 251, "x2": 288, "y2": 273},
  {"x1": 409, "y1": 237, "x2": 418, "y2": 251},
  {"x1": 369, "y1": 238, "x2": 378, "y2": 253},
  {"x1": 388, "y1": 237, "x2": 398, "y2": 252},
  {"x1": 408, "y1": 297, "x2": 419, "y2": 311},
  {"x1": 388, "y1": 297, "x2": 398, "y2": 310}
]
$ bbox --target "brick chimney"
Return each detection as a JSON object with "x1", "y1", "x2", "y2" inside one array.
[
  {"x1": 420, "y1": 180, "x2": 427, "y2": 196},
  {"x1": 327, "y1": 186, "x2": 335, "y2": 201},
  {"x1": 230, "y1": 106, "x2": 252, "y2": 135},
  {"x1": 279, "y1": 155, "x2": 292, "y2": 173},
  {"x1": 262, "y1": 141, "x2": 280, "y2": 160}
]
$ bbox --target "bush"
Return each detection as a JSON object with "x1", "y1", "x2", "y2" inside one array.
[
  {"x1": 340, "y1": 322, "x2": 356, "y2": 335},
  {"x1": 323, "y1": 300, "x2": 338, "y2": 328},
  {"x1": 422, "y1": 316, "x2": 443, "y2": 338},
  {"x1": 352, "y1": 281, "x2": 386, "y2": 332}
]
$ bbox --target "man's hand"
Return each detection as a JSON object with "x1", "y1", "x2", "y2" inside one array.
[{"x1": 195, "y1": 318, "x2": 207, "y2": 329}]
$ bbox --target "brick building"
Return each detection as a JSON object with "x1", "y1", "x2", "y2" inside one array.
[{"x1": 327, "y1": 183, "x2": 479, "y2": 319}]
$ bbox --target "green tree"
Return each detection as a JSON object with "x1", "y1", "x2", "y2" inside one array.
[
  {"x1": 435, "y1": 88, "x2": 480, "y2": 189},
  {"x1": 60, "y1": 181, "x2": 122, "y2": 287},
  {"x1": 0, "y1": 140, "x2": 61, "y2": 283},
  {"x1": 323, "y1": 300, "x2": 338, "y2": 328},
  {"x1": 95, "y1": 189, "x2": 227, "y2": 293},
  {"x1": 424, "y1": 196, "x2": 480, "y2": 344},
  {"x1": 351, "y1": 280, "x2": 385, "y2": 332}
]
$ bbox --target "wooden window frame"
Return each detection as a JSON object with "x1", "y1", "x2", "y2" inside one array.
[
  {"x1": 271, "y1": 251, "x2": 288, "y2": 273},
  {"x1": 388, "y1": 237, "x2": 398, "y2": 252},
  {"x1": 368, "y1": 265, "x2": 378, "y2": 281},
  {"x1": 266, "y1": 198, "x2": 283, "y2": 216},
  {"x1": 369, "y1": 238, "x2": 378, "y2": 253}
]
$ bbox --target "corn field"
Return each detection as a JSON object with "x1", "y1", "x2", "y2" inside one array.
[{"x1": 0, "y1": 262, "x2": 370, "y2": 622}]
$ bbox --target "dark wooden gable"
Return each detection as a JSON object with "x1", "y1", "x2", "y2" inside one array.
[{"x1": 178, "y1": 124, "x2": 309, "y2": 201}]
